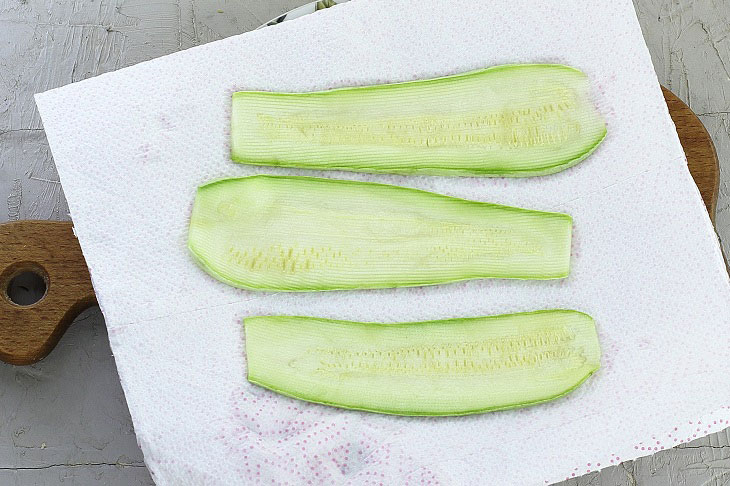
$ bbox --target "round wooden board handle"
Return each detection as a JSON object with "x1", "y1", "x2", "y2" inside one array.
[
  {"x1": 0, "y1": 221, "x2": 96, "y2": 365},
  {"x1": 0, "y1": 86, "x2": 720, "y2": 365}
]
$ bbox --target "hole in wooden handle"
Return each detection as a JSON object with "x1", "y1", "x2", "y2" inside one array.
[{"x1": 2, "y1": 262, "x2": 49, "y2": 307}]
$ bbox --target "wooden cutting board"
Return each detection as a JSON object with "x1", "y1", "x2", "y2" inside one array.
[{"x1": 0, "y1": 87, "x2": 720, "y2": 366}]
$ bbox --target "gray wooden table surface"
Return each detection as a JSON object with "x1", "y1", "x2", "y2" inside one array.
[{"x1": 1, "y1": 1, "x2": 729, "y2": 484}]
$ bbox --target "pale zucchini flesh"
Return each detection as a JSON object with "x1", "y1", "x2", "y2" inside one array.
[
  {"x1": 231, "y1": 64, "x2": 606, "y2": 176},
  {"x1": 188, "y1": 175, "x2": 572, "y2": 291},
  {"x1": 244, "y1": 310, "x2": 600, "y2": 416}
]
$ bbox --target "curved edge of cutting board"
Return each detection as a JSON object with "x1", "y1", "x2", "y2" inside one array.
[
  {"x1": 0, "y1": 86, "x2": 719, "y2": 365},
  {"x1": 662, "y1": 86, "x2": 720, "y2": 222}
]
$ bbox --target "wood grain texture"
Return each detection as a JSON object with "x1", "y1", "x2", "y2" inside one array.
[
  {"x1": 1, "y1": 0, "x2": 730, "y2": 485},
  {"x1": 663, "y1": 86, "x2": 720, "y2": 220},
  {"x1": 0, "y1": 221, "x2": 95, "y2": 365}
]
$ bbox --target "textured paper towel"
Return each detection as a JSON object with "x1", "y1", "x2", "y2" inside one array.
[{"x1": 34, "y1": 0, "x2": 730, "y2": 484}]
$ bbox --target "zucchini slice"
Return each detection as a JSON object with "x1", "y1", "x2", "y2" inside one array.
[
  {"x1": 244, "y1": 310, "x2": 600, "y2": 415},
  {"x1": 231, "y1": 64, "x2": 606, "y2": 176},
  {"x1": 188, "y1": 176, "x2": 572, "y2": 291}
]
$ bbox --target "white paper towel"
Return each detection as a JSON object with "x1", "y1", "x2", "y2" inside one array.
[{"x1": 34, "y1": 0, "x2": 730, "y2": 484}]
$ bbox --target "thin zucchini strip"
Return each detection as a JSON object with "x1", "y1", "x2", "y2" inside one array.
[
  {"x1": 188, "y1": 176, "x2": 572, "y2": 291},
  {"x1": 231, "y1": 64, "x2": 606, "y2": 176},
  {"x1": 244, "y1": 311, "x2": 600, "y2": 415}
]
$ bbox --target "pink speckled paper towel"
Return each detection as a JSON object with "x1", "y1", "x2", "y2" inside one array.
[{"x1": 35, "y1": 0, "x2": 730, "y2": 484}]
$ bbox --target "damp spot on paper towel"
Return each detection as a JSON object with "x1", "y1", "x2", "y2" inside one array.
[
  {"x1": 215, "y1": 386, "x2": 422, "y2": 482},
  {"x1": 158, "y1": 114, "x2": 174, "y2": 131},
  {"x1": 137, "y1": 143, "x2": 153, "y2": 162}
]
